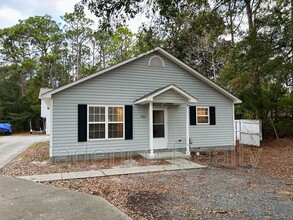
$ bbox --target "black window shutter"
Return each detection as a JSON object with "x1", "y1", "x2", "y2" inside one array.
[
  {"x1": 210, "y1": 106, "x2": 216, "y2": 125},
  {"x1": 190, "y1": 106, "x2": 196, "y2": 125},
  {"x1": 78, "y1": 104, "x2": 87, "y2": 142},
  {"x1": 125, "y1": 105, "x2": 133, "y2": 140}
]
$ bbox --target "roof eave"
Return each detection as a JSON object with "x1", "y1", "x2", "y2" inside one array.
[
  {"x1": 134, "y1": 98, "x2": 150, "y2": 105},
  {"x1": 188, "y1": 98, "x2": 198, "y2": 103},
  {"x1": 149, "y1": 84, "x2": 198, "y2": 102},
  {"x1": 233, "y1": 99, "x2": 242, "y2": 104},
  {"x1": 41, "y1": 93, "x2": 52, "y2": 99},
  {"x1": 134, "y1": 84, "x2": 198, "y2": 105},
  {"x1": 40, "y1": 47, "x2": 241, "y2": 104}
]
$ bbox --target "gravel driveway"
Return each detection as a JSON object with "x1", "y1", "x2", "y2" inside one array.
[
  {"x1": 133, "y1": 167, "x2": 293, "y2": 219},
  {"x1": 48, "y1": 166, "x2": 293, "y2": 220},
  {"x1": 0, "y1": 134, "x2": 49, "y2": 168},
  {"x1": 48, "y1": 137, "x2": 293, "y2": 220}
]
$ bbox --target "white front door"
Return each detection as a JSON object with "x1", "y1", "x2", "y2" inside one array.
[{"x1": 153, "y1": 109, "x2": 167, "y2": 149}]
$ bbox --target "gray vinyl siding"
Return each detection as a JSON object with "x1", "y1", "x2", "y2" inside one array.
[
  {"x1": 52, "y1": 52, "x2": 234, "y2": 157},
  {"x1": 167, "y1": 105, "x2": 187, "y2": 149},
  {"x1": 154, "y1": 90, "x2": 187, "y2": 103}
]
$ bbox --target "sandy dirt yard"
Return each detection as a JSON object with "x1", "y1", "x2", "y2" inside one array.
[
  {"x1": 0, "y1": 142, "x2": 169, "y2": 176},
  {"x1": 1, "y1": 138, "x2": 293, "y2": 219}
]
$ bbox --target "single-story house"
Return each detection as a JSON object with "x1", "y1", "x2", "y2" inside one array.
[{"x1": 40, "y1": 47, "x2": 241, "y2": 160}]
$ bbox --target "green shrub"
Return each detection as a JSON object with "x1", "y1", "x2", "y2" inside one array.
[{"x1": 275, "y1": 119, "x2": 293, "y2": 137}]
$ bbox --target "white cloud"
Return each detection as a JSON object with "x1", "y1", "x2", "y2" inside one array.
[
  {"x1": 0, "y1": 0, "x2": 147, "y2": 33},
  {"x1": 0, "y1": 6, "x2": 24, "y2": 28},
  {"x1": 0, "y1": 0, "x2": 79, "y2": 28},
  {"x1": 54, "y1": 0, "x2": 78, "y2": 12}
]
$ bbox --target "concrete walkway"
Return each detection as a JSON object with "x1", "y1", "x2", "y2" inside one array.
[
  {"x1": 18, "y1": 159, "x2": 205, "y2": 182},
  {"x1": 0, "y1": 134, "x2": 50, "y2": 168},
  {"x1": 0, "y1": 175, "x2": 131, "y2": 220}
]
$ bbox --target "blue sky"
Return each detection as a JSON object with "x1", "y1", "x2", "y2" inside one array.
[{"x1": 0, "y1": 0, "x2": 145, "y2": 32}]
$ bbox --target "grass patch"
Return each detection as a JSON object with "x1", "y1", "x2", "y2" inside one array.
[{"x1": 20, "y1": 141, "x2": 49, "y2": 162}]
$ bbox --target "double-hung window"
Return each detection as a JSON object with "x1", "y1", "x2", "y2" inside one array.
[
  {"x1": 88, "y1": 106, "x2": 124, "y2": 140},
  {"x1": 108, "y1": 107, "x2": 124, "y2": 138},
  {"x1": 197, "y1": 107, "x2": 209, "y2": 124},
  {"x1": 89, "y1": 106, "x2": 106, "y2": 139}
]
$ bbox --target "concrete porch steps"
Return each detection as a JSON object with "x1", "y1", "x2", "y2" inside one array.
[{"x1": 139, "y1": 151, "x2": 188, "y2": 160}]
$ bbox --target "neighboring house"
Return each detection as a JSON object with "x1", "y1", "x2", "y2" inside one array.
[
  {"x1": 40, "y1": 47, "x2": 241, "y2": 160},
  {"x1": 39, "y1": 88, "x2": 52, "y2": 135}
]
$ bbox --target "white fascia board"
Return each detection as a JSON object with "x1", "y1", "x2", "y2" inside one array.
[
  {"x1": 148, "y1": 85, "x2": 197, "y2": 103},
  {"x1": 134, "y1": 84, "x2": 197, "y2": 104},
  {"x1": 134, "y1": 98, "x2": 149, "y2": 105}
]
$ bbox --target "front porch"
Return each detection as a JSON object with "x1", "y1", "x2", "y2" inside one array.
[{"x1": 134, "y1": 84, "x2": 197, "y2": 158}]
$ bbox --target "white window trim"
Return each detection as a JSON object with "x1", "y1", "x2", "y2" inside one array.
[
  {"x1": 88, "y1": 105, "x2": 125, "y2": 141},
  {"x1": 196, "y1": 107, "x2": 209, "y2": 125}
]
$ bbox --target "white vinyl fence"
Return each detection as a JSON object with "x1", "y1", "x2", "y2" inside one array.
[{"x1": 235, "y1": 119, "x2": 262, "y2": 147}]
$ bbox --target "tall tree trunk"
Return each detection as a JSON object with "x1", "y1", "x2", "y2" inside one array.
[
  {"x1": 245, "y1": 0, "x2": 263, "y2": 120},
  {"x1": 211, "y1": 51, "x2": 216, "y2": 79},
  {"x1": 77, "y1": 43, "x2": 82, "y2": 79},
  {"x1": 291, "y1": 0, "x2": 293, "y2": 43},
  {"x1": 76, "y1": 48, "x2": 79, "y2": 80},
  {"x1": 291, "y1": 0, "x2": 293, "y2": 91},
  {"x1": 102, "y1": 46, "x2": 106, "y2": 68},
  {"x1": 41, "y1": 61, "x2": 45, "y2": 86},
  {"x1": 228, "y1": 0, "x2": 235, "y2": 45},
  {"x1": 19, "y1": 70, "x2": 26, "y2": 97},
  {"x1": 54, "y1": 65, "x2": 58, "y2": 88},
  {"x1": 92, "y1": 41, "x2": 95, "y2": 67},
  {"x1": 41, "y1": 48, "x2": 46, "y2": 86},
  {"x1": 245, "y1": 0, "x2": 254, "y2": 33},
  {"x1": 49, "y1": 64, "x2": 54, "y2": 88}
]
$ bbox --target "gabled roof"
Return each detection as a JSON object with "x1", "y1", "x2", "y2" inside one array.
[
  {"x1": 134, "y1": 84, "x2": 197, "y2": 105},
  {"x1": 41, "y1": 47, "x2": 241, "y2": 104}
]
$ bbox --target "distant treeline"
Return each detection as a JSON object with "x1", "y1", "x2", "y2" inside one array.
[{"x1": 0, "y1": 0, "x2": 292, "y2": 137}]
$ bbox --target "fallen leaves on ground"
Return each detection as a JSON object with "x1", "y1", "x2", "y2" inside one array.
[
  {"x1": 46, "y1": 173, "x2": 197, "y2": 220},
  {"x1": 2, "y1": 138, "x2": 293, "y2": 220},
  {"x1": 46, "y1": 138, "x2": 293, "y2": 220},
  {"x1": 0, "y1": 142, "x2": 169, "y2": 176},
  {"x1": 191, "y1": 138, "x2": 293, "y2": 182}
]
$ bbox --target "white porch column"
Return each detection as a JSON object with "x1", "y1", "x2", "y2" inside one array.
[
  {"x1": 149, "y1": 102, "x2": 154, "y2": 157},
  {"x1": 186, "y1": 103, "x2": 191, "y2": 156}
]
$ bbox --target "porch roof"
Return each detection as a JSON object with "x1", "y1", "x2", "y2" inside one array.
[{"x1": 134, "y1": 84, "x2": 197, "y2": 105}]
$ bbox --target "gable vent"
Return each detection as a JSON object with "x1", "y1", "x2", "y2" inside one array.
[{"x1": 148, "y1": 55, "x2": 165, "y2": 68}]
